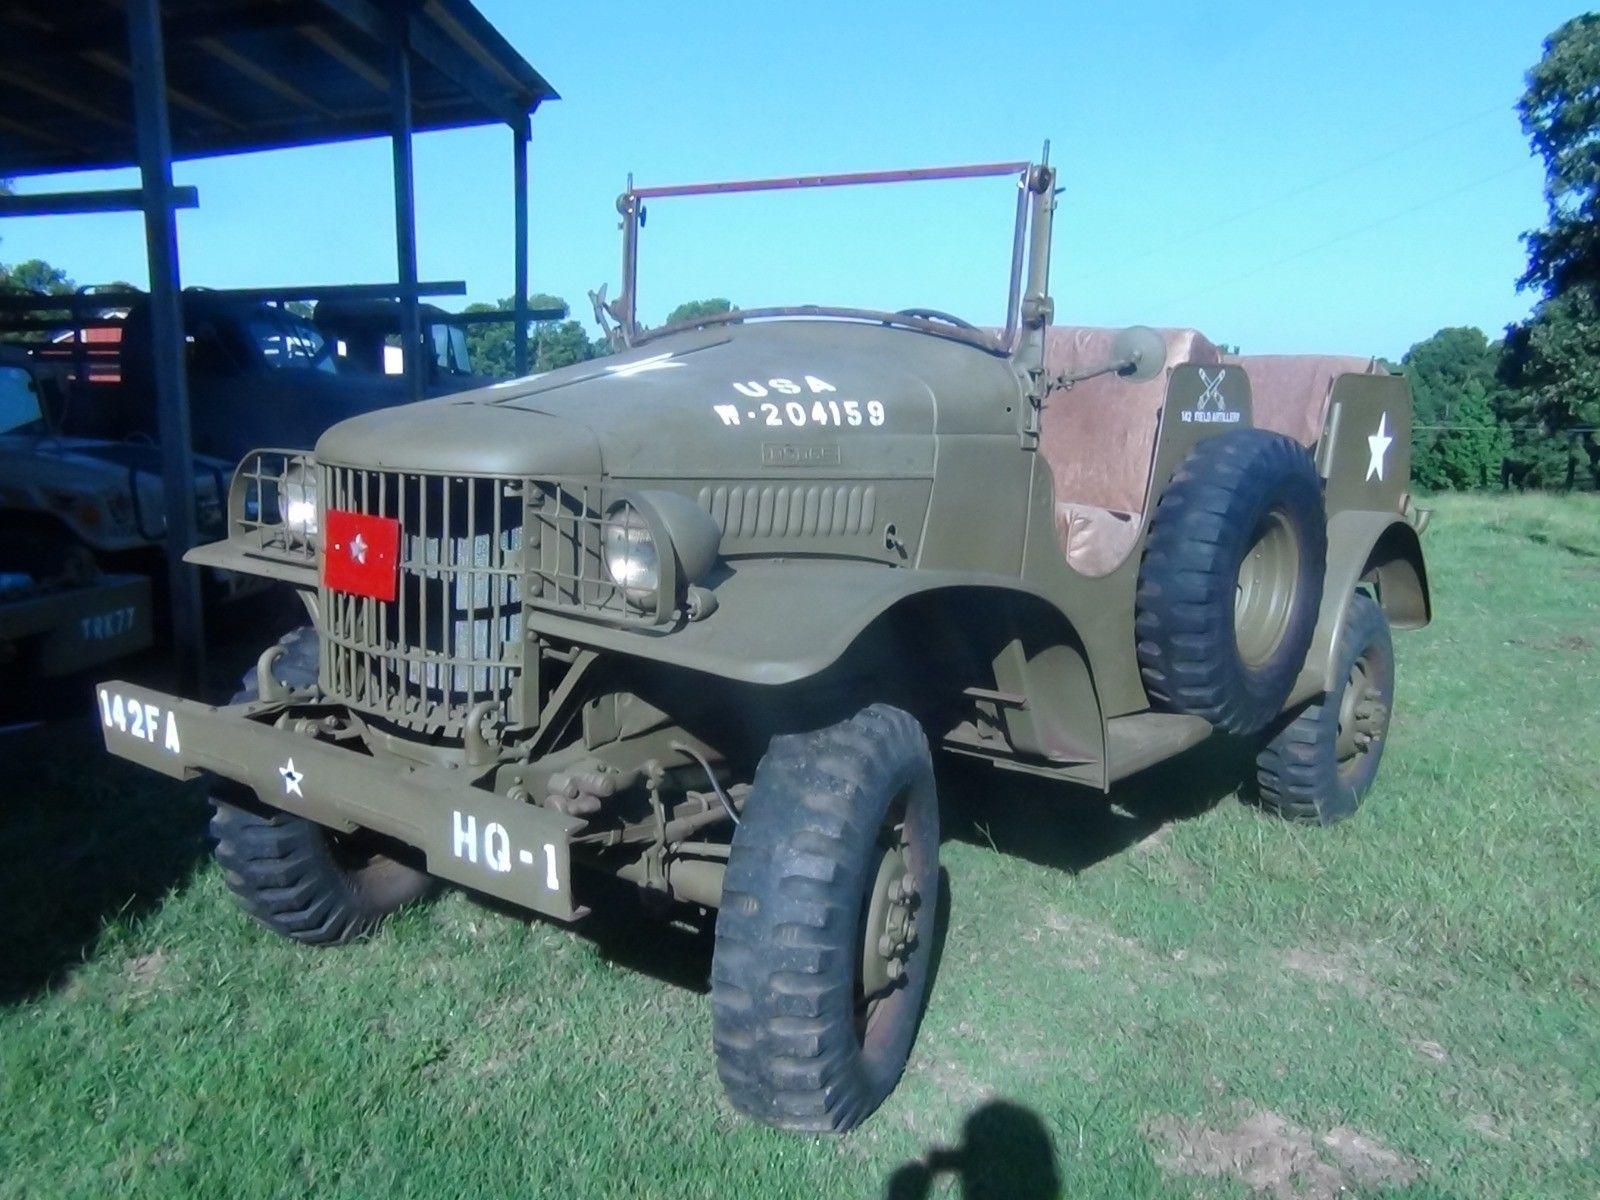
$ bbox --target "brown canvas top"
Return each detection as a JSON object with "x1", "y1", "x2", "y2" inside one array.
[
  {"x1": 1039, "y1": 326, "x2": 1222, "y2": 575},
  {"x1": 1041, "y1": 326, "x2": 1223, "y2": 515},
  {"x1": 1227, "y1": 354, "x2": 1386, "y2": 447}
]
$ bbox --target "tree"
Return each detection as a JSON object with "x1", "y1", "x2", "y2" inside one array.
[
  {"x1": 1402, "y1": 328, "x2": 1512, "y2": 490},
  {"x1": 1500, "y1": 16, "x2": 1600, "y2": 489},
  {"x1": 0, "y1": 258, "x2": 73, "y2": 295},
  {"x1": 1500, "y1": 288, "x2": 1600, "y2": 487},
  {"x1": 664, "y1": 297, "x2": 734, "y2": 326},
  {"x1": 1519, "y1": 14, "x2": 1600, "y2": 295},
  {"x1": 462, "y1": 293, "x2": 608, "y2": 380}
]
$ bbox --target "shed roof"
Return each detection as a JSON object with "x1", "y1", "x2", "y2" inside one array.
[{"x1": 0, "y1": 0, "x2": 558, "y2": 177}]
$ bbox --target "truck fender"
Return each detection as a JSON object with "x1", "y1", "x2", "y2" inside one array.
[
  {"x1": 523, "y1": 558, "x2": 1105, "y2": 768},
  {"x1": 523, "y1": 558, "x2": 1050, "y2": 686},
  {"x1": 1289, "y1": 511, "x2": 1430, "y2": 705}
]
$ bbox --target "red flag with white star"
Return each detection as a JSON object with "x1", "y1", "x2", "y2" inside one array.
[{"x1": 322, "y1": 509, "x2": 401, "y2": 602}]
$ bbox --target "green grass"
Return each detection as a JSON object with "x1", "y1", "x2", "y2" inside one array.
[{"x1": 2, "y1": 493, "x2": 1596, "y2": 1199}]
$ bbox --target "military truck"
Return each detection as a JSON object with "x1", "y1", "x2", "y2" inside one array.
[
  {"x1": 52, "y1": 290, "x2": 482, "y2": 464},
  {"x1": 0, "y1": 345, "x2": 155, "y2": 682},
  {"x1": 96, "y1": 158, "x2": 1430, "y2": 1132}
]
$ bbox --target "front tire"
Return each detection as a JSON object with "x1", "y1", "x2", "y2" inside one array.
[
  {"x1": 210, "y1": 627, "x2": 431, "y2": 945},
  {"x1": 712, "y1": 704, "x2": 940, "y2": 1132},
  {"x1": 1255, "y1": 593, "x2": 1395, "y2": 824}
]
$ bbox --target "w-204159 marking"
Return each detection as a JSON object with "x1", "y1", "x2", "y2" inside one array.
[
  {"x1": 451, "y1": 810, "x2": 560, "y2": 891},
  {"x1": 713, "y1": 375, "x2": 886, "y2": 428}
]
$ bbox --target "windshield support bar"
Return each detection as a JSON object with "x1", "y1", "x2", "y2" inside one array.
[{"x1": 630, "y1": 160, "x2": 1031, "y2": 200}]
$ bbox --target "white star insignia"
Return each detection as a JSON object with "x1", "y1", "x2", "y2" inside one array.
[
  {"x1": 1366, "y1": 412, "x2": 1393, "y2": 482},
  {"x1": 349, "y1": 533, "x2": 368, "y2": 565},
  {"x1": 279, "y1": 758, "x2": 304, "y2": 797},
  {"x1": 605, "y1": 351, "x2": 682, "y2": 378}
]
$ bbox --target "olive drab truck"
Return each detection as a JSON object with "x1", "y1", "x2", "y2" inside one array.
[{"x1": 96, "y1": 157, "x2": 1430, "y2": 1132}]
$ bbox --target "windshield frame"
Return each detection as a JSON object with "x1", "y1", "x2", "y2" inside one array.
[{"x1": 613, "y1": 160, "x2": 1039, "y2": 357}]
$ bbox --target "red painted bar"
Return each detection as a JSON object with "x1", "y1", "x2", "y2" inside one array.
[{"x1": 630, "y1": 160, "x2": 1031, "y2": 199}]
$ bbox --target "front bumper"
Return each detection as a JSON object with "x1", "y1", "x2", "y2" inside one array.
[{"x1": 94, "y1": 681, "x2": 585, "y2": 921}]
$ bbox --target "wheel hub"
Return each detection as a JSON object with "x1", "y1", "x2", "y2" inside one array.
[
  {"x1": 861, "y1": 829, "x2": 920, "y2": 1001},
  {"x1": 1234, "y1": 510, "x2": 1300, "y2": 668},
  {"x1": 1335, "y1": 656, "x2": 1389, "y2": 763}
]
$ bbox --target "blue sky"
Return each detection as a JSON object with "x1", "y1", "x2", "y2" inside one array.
[{"x1": 1, "y1": 1, "x2": 1580, "y2": 358}]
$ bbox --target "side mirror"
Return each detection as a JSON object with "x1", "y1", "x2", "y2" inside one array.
[
  {"x1": 1052, "y1": 325, "x2": 1170, "y2": 390},
  {"x1": 1110, "y1": 325, "x2": 1168, "y2": 382}
]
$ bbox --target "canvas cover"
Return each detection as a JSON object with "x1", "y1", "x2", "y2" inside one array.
[
  {"x1": 1227, "y1": 354, "x2": 1386, "y2": 448},
  {"x1": 1039, "y1": 326, "x2": 1222, "y2": 576}
]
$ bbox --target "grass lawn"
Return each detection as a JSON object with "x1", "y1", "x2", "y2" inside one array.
[{"x1": 1, "y1": 492, "x2": 1595, "y2": 1198}]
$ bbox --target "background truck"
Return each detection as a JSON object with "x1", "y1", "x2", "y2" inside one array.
[
  {"x1": 25, "y1": 288, "x2": 487, "y2": 464},
  {"x1": 97, "y1": 157, "x2": 1429, "y2": 1133}
]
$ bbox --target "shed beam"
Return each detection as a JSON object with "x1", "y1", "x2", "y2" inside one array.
[
  {"x1": 195, "y1": 36, "x2": 338, "y2": 118},
  {"x1": 0, "y1": 2, "x2": 327, "y2": 61},
  {"x1": 297, "y1": 24, "x2": 390, "y2": 94},
  {"x1": 0, "y1": 186, "x2": 199, "y2": 218},
  {"x1": 80, "y1": 48, "x2": 247, "y2": 131},
  {"x1": 316, "y1": 0, "x2": 527, "y2": 127},
  {"x1": 5, "y1": 68, "x2": 130, "y2": 129},
  {"x1": 512, "y1": 119, "x2": 530, "y2": 376},
  {"x1": 127, "y1": 0, "x2": 206, "y2": 689},
  {"x1": 388, "y1": 21, "x2": 424, "y2": 402}
]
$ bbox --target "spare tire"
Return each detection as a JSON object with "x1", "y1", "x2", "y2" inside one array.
[{"x1": 1136, "y1": 429, "x2": 1326, "y2": 734}]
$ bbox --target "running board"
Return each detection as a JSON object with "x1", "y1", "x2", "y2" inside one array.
[
  {"x1": 941, "y1": 711, "x2": 1213, "y2": 790},
  {"x1": 1100, "y1": 713, "x2": 1214, "y2": 784}
]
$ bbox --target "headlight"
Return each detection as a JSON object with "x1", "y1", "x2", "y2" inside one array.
[
  {"x1": 281, "y1": 462, "x2": 319, "y2": 541},
  {"x1": 602, "y1": 501, "x2": 659, "y2": 608}
]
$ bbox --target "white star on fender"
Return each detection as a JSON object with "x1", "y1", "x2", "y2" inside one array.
[
  {"x1": 279, "y1": 758, "x2": 304, "y2": 797},
  {"x1": 1366, "y1": 413, "x2": 1393, "y2": 482},
  {"x1": 349, "y1": 533, "x2": 368, "y2": 564}
]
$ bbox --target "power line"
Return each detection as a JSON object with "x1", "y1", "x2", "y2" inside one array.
[
  {"x1": 1086, "y1": 103, "x2": 1510, "y2": 279},
  {"x1": 1152, "y1": 164, "x2": 1523, "y2": 309}
]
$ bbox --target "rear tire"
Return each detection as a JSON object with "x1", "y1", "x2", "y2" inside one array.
[
  {"x1": 1136, "y1": 429, "x2": 1327, "y2": 734},
  {"x1": 210, "y1": 627, "x2": 431, "y2": 945},
  {"x1": 1255, "y1": 593, "x2": 1394, "y2": 824},
  {"x1": 712, "y1": 704, "x2": 940, "y2": 1132}
]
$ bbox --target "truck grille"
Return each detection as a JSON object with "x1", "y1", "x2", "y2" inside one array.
[
  {"x1": 321, "y1": 466, "x2": 526, "y2": 732},
  {"x1": 318, "y1": 467, "x2": 641, "y2": 734}
]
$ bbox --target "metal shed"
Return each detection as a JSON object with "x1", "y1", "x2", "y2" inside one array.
[{"x1": 0, "y1": 0, "x2": 558, "y2": 684}]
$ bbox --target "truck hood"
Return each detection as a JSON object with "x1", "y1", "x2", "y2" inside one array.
[{"x1": 315, "y1": 319, "x2": 1022, "y2": 479}]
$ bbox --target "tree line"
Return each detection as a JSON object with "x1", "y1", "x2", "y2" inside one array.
[{"x1": 1401, "y1": 15, "x2": 1600, "y2": 491}]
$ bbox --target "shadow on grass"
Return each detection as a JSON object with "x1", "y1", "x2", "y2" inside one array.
[
  {"x1": 886, "y1": 1099, "x2": 1062, "y2": 1198},
  {"x1": 466, "y1": 865, "x2": 957, "y2": 1009},
  {"x1": 940, "y1": 732, "x2": 1256, "y2": 876},
  {"x1": 0, "y1": 716, "x2": 212, "y2": 1005}
]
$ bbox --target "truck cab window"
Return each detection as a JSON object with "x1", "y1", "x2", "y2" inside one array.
[
  {"x1": 250, "y1": 315, "x2": 337, "y2": 373},
  {"x1": 0, "y1": 365, "x2": 43, "y2": 433}
]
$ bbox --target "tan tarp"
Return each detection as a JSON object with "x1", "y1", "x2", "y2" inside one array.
[
  {"x1": 1226, "y1": 354, "x2": 1386, "y2": 448},
  {"x1": 1040, "y1": 326, "x2": 1222, "y2": 575}
]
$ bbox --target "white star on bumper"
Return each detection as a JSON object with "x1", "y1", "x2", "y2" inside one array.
[{"x1": 279, "y1": 758, "x2": 304, "y2": 797}]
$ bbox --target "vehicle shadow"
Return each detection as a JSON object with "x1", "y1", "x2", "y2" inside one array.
[
  {"x1": 885, "y1": 1098, "x2": 1062, "y2": 1199},
  {"x1": 939, "y1": 732, "x2": 1256, "y2": 876},
  {"x1": 471, "y1": 864, "x2": 957, "y2": 1004},
  {"x1": 0, "y1": 715, "x2": 213, "y2": 1005},
  {"x1": 0, "y1": 630, "x2": 280, "y2": 1005}
]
